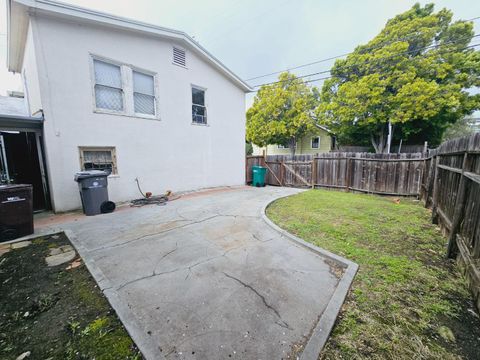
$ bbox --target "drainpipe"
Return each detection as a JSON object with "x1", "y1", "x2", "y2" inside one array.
[{"x1": 0, "y1": 135, "x2": 10, "y2": 183}]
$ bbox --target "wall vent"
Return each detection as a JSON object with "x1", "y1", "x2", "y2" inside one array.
[{"x1": 173, "y1": 47, "x2": 186, "y2": 67}]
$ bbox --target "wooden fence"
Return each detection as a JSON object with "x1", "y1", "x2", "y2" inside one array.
[
  {"x1": 246, "y1": 152, "x2": 425, "y2": 196},
  {"x1": 247, "y1": 135, "x2": 480, "y2": 311},
  {"x1": 421, "y1": 133, "x2": 480, "y2": 311}
]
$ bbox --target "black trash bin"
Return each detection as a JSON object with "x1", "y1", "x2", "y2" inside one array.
[
  {"x1": 74, "y1": 170, "x2": 115, "y2": 216},
  {"x1": 0, "y1": 184, "x2": 34, "y2": 242}
]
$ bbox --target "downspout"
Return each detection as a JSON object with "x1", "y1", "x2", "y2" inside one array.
[{"x1": 0, "y1": 135, "x2": 11, "y2": 183}]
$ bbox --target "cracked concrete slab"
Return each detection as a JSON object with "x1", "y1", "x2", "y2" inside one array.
[{"x1": 34, "y1": 186, "x2": 357, "y2": 359}]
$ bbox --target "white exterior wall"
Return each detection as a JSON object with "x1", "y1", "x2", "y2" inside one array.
[
  {"x1": 22, "y1": 21, "x2": 42, "y2": 115},
  {"x1": 29, "y1": 14, "x2": 246, "y2": 212}
]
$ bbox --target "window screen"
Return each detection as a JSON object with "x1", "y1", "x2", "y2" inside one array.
[
  {"x1": 311, "y1": 137, "x2": 320, "y2": 149},
  {"x1": 94, "y1": 60, "x2": 123, "y2": 111},
  {"x1": 133, "y1": 71, "x2": 155, "y2": 115},
  {"x1": 80, "y1": 147, "x2": 117, "y2": 174},
  {"x1": 192, "y1": 87, "x2": 207, "y2": 124}
]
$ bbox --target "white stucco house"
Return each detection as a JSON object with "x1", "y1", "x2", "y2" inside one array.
[{"x1": 4, "y1": 0, "x2": 252, "y2": 212}]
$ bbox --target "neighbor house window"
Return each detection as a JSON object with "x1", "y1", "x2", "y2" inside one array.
[
  {"x1": 133, "y1": 71, "x2": 155, "y2": 116},
  {"x1": 79, "y1": 147, "x2": 117, "y2": 174},
  {"x1": 311, "y1": 136, "x2": 320, "y2": 149},
  {"x1": 192, "y1": 87, "x2": 207, "y2": 124},
  {"x1": 93, "y1": 60, "x2": 124, "y2": 111}
]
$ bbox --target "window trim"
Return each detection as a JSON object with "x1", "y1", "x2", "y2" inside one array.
[
  {"x1": 89, "y1": 54, "x2": 160, "y2": 120},
  {"x1": 191, "y1": 84, "x2": 208, "y2": 126},
  {"x1": 311, "y1": 136, "x2": 320, "y2": 149},
  {"x1": 131, "y1": 67, "x2": 158, "y2": 118},
  {"x1": 79, "y1": 146, "x2": 118, "y2": 175}
]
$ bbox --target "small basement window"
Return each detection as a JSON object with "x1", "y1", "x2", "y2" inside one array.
[
  {"x1": 173, "y1": 47, "x2": 186, "y2": 67},
  {"x1": 311, "y1": 137, "x2": 320, "y2": 149},
  {"x1": 93, "y1": 60, "x2": 124, "y2": 111},
  {"x1": 192, "y1": 87, "x2": 207, "y2": 124},
  {"x1": 79, "y1": 147, "x2": 117, "y2": 174}
]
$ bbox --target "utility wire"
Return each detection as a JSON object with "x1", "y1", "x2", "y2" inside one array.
[
  {"x1": 252, "y1": 33, "x2": 480, "y2": 87},
  {"x1": 245, "y1": 15, "x2": 480, "y2": 81},
  {"x1": 250, "y1": 42, "x2": 480, "y2": 92}
]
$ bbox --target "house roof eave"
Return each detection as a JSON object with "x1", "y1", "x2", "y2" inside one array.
[
  {"x1": 6, "y1": 0, "x2": 30, "y2": 73},
  {"x1": 315, "y1": 123, "x2": 334, "y2": 135},
  {"x1": 7, "y1": 0, "x2": 253, "y2": 92}
]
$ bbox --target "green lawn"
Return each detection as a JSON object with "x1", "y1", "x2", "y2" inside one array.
[{"x1": 267, "y1": 189, "x2": 480, "y2": 360}]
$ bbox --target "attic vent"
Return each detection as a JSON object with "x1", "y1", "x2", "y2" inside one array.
[{"x1": 173, "y1": 47, "x2": 186, "y2": 67}]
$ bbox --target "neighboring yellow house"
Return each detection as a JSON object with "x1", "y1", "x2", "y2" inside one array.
[{"x1": 252, "y1": 125, "x2": 334, "y2": 155}]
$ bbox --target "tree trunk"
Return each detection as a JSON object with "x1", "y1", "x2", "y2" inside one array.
[
  {"x1": 371, "y1": 124, "x2": 389, "y2": 154},
  {"x1": 289, "y1": 137, "x2": 296, "y2": 157}
]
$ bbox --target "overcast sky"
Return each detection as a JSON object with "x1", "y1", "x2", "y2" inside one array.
[{"x1": 1, "y1": 0, "x2": 479, "y2": 108}]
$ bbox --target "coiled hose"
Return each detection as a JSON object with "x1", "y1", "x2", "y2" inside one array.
[{"x1": 130, "y1": 178, "x2": 169, "y2": 207}]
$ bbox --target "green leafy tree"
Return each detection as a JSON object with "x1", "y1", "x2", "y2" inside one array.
[
  {"x1": 246, "y1": 72, "x2": 318, "y2": 156},
  {"x1": 442, "y1": 115, "x2": 478, "y2": 141},
  {"x1": 316, "y1": 3, "x2": 480, "y2": 153},
  {"x1": 245, "y1": 141, "x2": 253, "y2": 156}
]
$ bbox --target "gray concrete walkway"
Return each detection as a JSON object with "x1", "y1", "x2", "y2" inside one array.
[{"x1": 34, "y1": 186, "x2": 357, "y2": 360}]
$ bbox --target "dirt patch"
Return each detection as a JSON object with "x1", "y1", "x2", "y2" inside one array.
[
  {"x1": 324, "y1": 258, "x2": 346, "y2": 279},
  {"x1": 432, "y1": 291, "x2": 480, "y2": 360},
  {"x1": 0, "y1": 233, "x2": 142, "y2": 360}
]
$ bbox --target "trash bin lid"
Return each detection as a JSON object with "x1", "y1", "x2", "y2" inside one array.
[
  {"x1": 74, "y1": 170, "x2": 110, "y2": 181},
  {"x1": 0, "y1": 184, "x2": 33, "y2": 191}
]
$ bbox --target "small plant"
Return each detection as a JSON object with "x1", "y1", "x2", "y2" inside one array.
[
  {"x1": 67, "y1": 319, "x2": 81, "y2": 335},
  {"x1": 36, "y1": 293, "x2": 56, "y2": 313}
]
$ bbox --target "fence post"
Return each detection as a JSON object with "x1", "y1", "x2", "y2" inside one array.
[
  {"x1": 431, "y1": 155, "x2": 440, "y2": 224},
  {"x1": 280, "y1": 161, "x2": 285, "y2": 186},
  {"x1": 345, "y1": 157, "x2": 351, "y2": 192},
  {"x1": 311, "y1": 159, "x2": 316, "y2": 189},
  {"x1": 446, "y1": 152, "x2": 470, "y2": 258}
]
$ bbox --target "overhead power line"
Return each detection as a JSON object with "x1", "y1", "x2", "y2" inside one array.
[
  {"x1": 250, "y1": 42, "x2": 480, "y2": 92},
  {"x1": 246, "y1": 15, "x2": 480, "y2": 81},
  {"x1": 252, "y1": 33, "x2": 480, "y2": 87}
]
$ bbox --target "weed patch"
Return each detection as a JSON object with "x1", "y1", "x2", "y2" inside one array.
[{"x1": 0, "y1": 233, "x2": 141, "y2": 360}]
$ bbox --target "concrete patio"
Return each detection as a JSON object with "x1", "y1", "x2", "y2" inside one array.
[{"x1": 33, "y1": 186, "x2": 357, "y2": 359}]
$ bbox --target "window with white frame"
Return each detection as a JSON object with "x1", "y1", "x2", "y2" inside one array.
[
  {"x1": 311, "y1": 136, "x2": 320, "y2": 149},
  {"x1": 79, "y1": 147, "x2": 117, "y2": 174},
  {"x1": 192, "y1": 87, "x2": 207, "y2": 124},
  {"x1": 133, "y1": 71, "x2": 155, "y2": 116},
  {"x1": 93, "y1": 60, "x2": 124, "y2": 111}
]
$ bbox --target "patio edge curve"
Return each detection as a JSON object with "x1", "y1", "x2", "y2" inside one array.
[{"x1": 260, "y1": 194, "x2": 359, "y2": 360}]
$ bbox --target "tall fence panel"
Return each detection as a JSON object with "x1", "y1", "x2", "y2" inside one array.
[
  {"x1": 246, "y1": 152, "x2": 425, "y2": 195},
  {"x1": 245, "y1": 156, "x2": 264, "y2": 184},
  {"x1": 420, "y1": 133, "x2": 480, "y2": 312}
]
